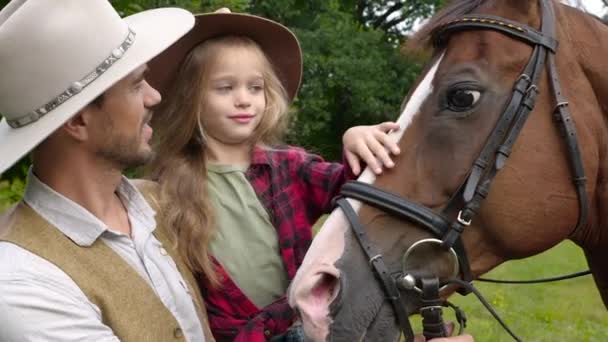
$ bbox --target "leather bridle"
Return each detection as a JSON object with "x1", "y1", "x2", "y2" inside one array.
[{"x1": 334, "y1": 0, "x2": 589, "y2": 340}]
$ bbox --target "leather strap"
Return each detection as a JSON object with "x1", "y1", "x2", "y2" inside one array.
[
  {"x1": 336, "y1": 198, "x2": 415, "y2": 342},
  {"x1": 420, "y1": 277, "x2": 447, "y2": 339},
  {"x1": 340, "y1": 181, "x2": 473, "y2": 286},
  {"x1": 434, "y1": 15, "x2": 557, "y2": 52}
]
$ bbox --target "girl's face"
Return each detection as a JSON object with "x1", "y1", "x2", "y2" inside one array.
[{"x1": 202, "y1": 46, "x2": 267, "y2": 146}]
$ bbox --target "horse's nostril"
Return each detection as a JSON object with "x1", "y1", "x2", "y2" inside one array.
[
  {"x1": 293, "y1": 270, "x2": 339, "y2": 341},
  {"x1": 310, "y1": 272, "x2": 339, "y2": 305}
]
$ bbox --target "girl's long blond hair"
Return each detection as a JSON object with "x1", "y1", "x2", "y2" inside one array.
[{"x1": 149, "y1": 36, "x2": 290, "y2": 286}]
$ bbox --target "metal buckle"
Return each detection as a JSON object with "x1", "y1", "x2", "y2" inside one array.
[
  {"x1": 526, "y1": 84, "x2": 539, "y2": 94},
  {"x1": 420, "y1": 305, "x2": 443, "y2": 312},
  {"x1": 369, "y1": 254, "x2": 383, "y2": 265},
  {"x1": 457, "y1": 210, "x2": 472, "y2": 226},
  {"x1": 555, "y1": 101, "x2": 569, "y2": 110}
]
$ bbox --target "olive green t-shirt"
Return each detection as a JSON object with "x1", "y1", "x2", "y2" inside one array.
[{"x1": 207, "y1": 163, "x2": 289, "y2": 308}]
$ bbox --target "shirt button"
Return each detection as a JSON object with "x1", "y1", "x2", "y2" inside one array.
[
  {"x1": 173, "y1": 327, "x2": 183, "y2": 339},
  {"x1": 264, "y1": 329, "x2": 271, "y2": 337},
  {"x1": 160, "y1": 247, "x2": 168, "y2": 256}
]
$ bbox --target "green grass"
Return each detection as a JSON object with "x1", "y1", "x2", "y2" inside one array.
[
  {"x1": 313, "y1": 219, "x2": 607, "y2": 340},
  {"x1": 437, "y1": 241, "x2": 608, "y2": 341}
]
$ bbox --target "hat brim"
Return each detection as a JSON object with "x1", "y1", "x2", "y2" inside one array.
[
  {"x1": 0, "y1": 8, "x2": 195, "y2": 175},
  {"x1": 148, "y1": 12, "x2": 302, "y2": 102}
]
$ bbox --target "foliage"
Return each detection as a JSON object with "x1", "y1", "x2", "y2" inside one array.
[
  {"x1": 110, "y1": 0, "x2": 249, "y2": 15},
  {"x1": 0, "y1": 159, "x2": 27, "y2": 212},
  {"x1": 294, "y1": 16, "x2": 423, "y2": 157},
  {"x1": 348, "y1": 0, "x2": 444, "y2": 37}
]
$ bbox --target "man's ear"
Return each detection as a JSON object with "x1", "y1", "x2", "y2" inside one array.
[{"x1": 62, "y1": 104, "x2": 96, "y2": 142}]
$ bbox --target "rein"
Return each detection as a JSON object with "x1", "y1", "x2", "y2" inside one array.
[
  {"x1": 335, "y1": 0, "x2": 591, "y2": 340},
  {"x1": 478, "y1": 270, "x2": 591, "y2": 285}
]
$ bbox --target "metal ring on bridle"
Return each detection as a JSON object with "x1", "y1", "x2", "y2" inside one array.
[{"x1": 400, "y1": 238, "x2": 460, "y2": 294}]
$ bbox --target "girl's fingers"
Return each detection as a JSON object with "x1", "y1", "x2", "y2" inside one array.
[
  {"x1": 356, "y1": 140, "x2": 382, "y2": 174},
  {"x1": 344, "y1": 149, "x2": 361, "y2": 176},
  {"x1": 365, "y1": 135, "x2": 394, "y2": 169},
  {"x1": 377, "y1": 121, "x2": 401, "y2": 134},
  {"x1": 373, "y1": 129, "x2": 400, "y2": 155}
]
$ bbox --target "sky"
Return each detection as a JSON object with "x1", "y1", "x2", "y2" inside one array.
[{"x1": 576, "y1": 0, "x2": 606, "y2": 16}]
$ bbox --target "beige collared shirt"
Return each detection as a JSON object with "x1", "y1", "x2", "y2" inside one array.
[{"x1": 0, "y1": 170, "x2": 205, "y2": 342}]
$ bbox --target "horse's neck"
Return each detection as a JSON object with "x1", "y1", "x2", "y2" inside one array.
[
  {"x1": 570, "y1": 10, "x2": 608, "y2": 227},
  {"x1": 560, "y1": 5, "x2": 608, "y2": 117},
  {"x1": 549, "y1": 4, "x2": 608, "y2": 308}
]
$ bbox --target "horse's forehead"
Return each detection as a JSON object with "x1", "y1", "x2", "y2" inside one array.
[{"x1": 443, "y1": 30, "x2": 532, "y2": 65}]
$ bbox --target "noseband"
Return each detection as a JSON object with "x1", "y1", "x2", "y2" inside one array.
[{"x1": 336, "y1": 0, "x2": 588, "y2": 340}]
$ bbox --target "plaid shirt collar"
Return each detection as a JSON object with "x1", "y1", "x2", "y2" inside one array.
[{"x1": 251, "y1": 145, "x2": 277, "y2": 166}]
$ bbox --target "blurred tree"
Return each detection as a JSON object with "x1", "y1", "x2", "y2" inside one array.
[
  {"x1": 110, "y1": 0, "x2": 250, "y2": 15},
  {"x1": 346, "y1": 0, "x2": 443, "y2": 36}
]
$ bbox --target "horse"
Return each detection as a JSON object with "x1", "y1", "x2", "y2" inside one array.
[{"x1": 288, "y1": 0, "x2": 608, "y2": 340}]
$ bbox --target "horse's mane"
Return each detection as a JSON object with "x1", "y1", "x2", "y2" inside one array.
[
  {"x1": 408, "y1": 0, "x2": 489, "y2": 49},
  {"x1": 408, "y1": 0, "x2": 606, "y2": 50}
]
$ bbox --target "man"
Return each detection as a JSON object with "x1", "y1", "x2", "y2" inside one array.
[{"x1": 0, "y1": 0, "x2": 213, "y2": 341}]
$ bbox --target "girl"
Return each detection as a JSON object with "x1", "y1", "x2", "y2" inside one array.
[{"x1": 148, "y1": 11, "x2": 400, "y2": 341}]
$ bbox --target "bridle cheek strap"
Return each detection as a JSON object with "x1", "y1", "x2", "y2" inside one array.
[{"x1": 335, "y1": 198, "x2": 415, "y2": 341}]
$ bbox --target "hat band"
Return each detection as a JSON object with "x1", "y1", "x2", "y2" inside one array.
[{"x1": 7, "y1": 29, "x2": 137, "y2": 129}]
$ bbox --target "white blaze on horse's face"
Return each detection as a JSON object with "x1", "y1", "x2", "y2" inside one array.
[{"x1": 289, "y1": 53, "x2": 445, "y2": 341}]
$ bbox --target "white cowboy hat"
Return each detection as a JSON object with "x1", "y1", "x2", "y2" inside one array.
[{"x1": 0, "y1": 0, "x2": 195, "y2": 174}]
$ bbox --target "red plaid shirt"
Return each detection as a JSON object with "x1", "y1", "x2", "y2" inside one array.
[{"x1": 199, "y1": 145, "x2": 353, "y2": 341}]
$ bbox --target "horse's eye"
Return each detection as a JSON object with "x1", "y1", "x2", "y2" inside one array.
[{"x1": 446, "y1": 89, "x2": 481, "y2": 111}]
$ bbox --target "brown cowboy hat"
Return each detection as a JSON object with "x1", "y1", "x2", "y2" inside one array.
[{"x1": 147, "y1": 10, "x2": 302, "y2": 101}]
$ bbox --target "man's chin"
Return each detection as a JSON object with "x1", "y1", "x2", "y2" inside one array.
[
  {"x1": 111, "y1": 151, "x2": 154, "y2": 171},
  {"x1": 134, "y1": 149, "x2": 155, "y2": 167}
]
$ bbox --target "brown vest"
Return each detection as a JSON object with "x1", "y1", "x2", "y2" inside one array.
[{"x1": 0, "y1": 179, "x2": 214, "y2": 342}]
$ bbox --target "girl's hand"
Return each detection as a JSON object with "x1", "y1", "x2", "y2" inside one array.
[{"x1": 342, "y1": 121, "x2": 401, "y2": 175}]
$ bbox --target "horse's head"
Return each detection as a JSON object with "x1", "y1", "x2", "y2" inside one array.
[{"x1": 290, "y1": 0, "x2": 608, "y2": 340}]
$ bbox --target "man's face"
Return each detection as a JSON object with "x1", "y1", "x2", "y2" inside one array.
[{"x1": 88, "y1": 65, "x2": 161, "y2": 169}]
